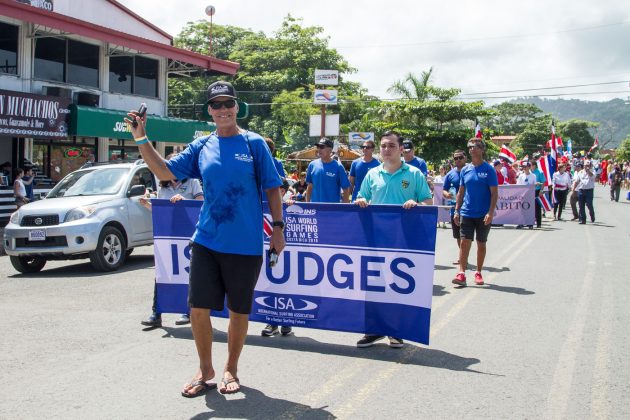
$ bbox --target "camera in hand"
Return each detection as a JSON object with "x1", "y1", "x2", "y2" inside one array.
[{"x1": 132, "y1": 103, "x2": 147, "y2": 128}]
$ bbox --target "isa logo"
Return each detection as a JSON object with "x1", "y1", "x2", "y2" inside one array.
[{"x1": 255, "y1": 295, "x2": 318, "y2": 311}]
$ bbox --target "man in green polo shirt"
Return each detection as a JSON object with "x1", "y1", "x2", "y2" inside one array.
[{"x1": 354, "y1": 130, "x2": 433, "y2": 348}]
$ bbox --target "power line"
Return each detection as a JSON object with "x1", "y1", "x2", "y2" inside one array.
[
  {"x1": 457, "y1": 81, "x2": 629, "y2": 96},
  {"x1": 334, "y1": 20, "x2": 630, "y2": 49}
]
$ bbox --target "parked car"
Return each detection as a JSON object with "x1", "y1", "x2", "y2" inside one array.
[{"x1": 3, "y1": 160, "x2": 156, "y2": 273}]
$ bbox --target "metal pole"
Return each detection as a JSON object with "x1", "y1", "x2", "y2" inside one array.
[{"x1": 320, "y1": 105, "x2": 326, "y2": 138}]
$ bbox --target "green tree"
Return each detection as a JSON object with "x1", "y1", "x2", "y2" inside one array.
[
  {"x1": 514, "y1": 114, "x2": 553, "y2": 158},
  {"x1": 615, "y1": 135, "x2": 630, "y2": 161},
  {"x1": 557, "y1": 119, "x2": 598, "y2": 152},
  {"x1": 482, "y1": 102, "x2": 542, "y2": 136}
]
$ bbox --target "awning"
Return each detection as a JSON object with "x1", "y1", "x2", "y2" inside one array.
[
  {"x1": 0, "y1": 0, "x2": 239, "y2": 75},
  {"x1": 68, "y1": 105, "x2": 215, "y2": 143}
]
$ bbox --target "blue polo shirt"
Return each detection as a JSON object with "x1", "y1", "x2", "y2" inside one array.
[
  {"x1": 459, "y1": 162, "x2": 498, "y2": 218},
  {"x1": 532, "y1": 168, "x2": 546, "y2": 191},
  {"x1": 166, "y1": 131, "x2": 282, "y2": 256},
  {"x1": 358, "y1": 163, "x2": 432, "y2": 205},
  {"x1": 442, "y1": 167, "x2": 462, "y2": 216},
  {"x1": 405, "y1": 156, "x2": 428, "y2": 176},
  {"x1": 349, "y1": 157, "x2": 380, "y2": 201},
  {"x1": 306, "y1": 159, "x2": 351, "y2": 203}
]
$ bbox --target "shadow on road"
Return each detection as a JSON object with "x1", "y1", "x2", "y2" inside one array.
[
  {"x1": 470, "y1": 283, "x2": 535, "y2": 295},
  {"x1": 189, "y1": 386, "x2": 335, "y2": 420},
  {"x1": 434, "y1": 264, "x2": 455, "y2": 271},
  {"x1": 433, "y1": 284, "x2": 449, "y2": 297},
  {"x1": 7, "y1": 254, "x2": 155, "y2": 278},
  {"x1": 160, "y1": 327, "x2": 494, "y2": 375}
]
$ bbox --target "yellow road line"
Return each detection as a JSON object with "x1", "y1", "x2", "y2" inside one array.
[
  {"x1": 334, "y1": 230, "x2": 542, "y2": 418},
  {"x1": 544, "y1": 229, "x2": 596, "y2": 419}
]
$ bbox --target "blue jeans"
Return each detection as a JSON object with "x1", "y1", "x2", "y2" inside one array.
[{"x1": 577, "y1": 189, "x2": 595, "y2": 223}]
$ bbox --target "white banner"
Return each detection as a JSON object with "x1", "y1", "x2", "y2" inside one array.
[
  {"x1": 309, "y1": 114, "x2": 340, "y2": 137},
  {"x1": 314, "y1": 89, "x2": 338, "y2": 105},
  {"x1": 314, "y1": 69, "x2": 339, "y2": 86},
  {"x1": 433, "y1": 183, "x2": 535, "y2": 225}
]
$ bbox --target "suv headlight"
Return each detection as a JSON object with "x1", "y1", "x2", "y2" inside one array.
[
  {"x1": 9, "y1": 210, "x2": 20, "y2": 225},
  {"x1": 64, "y1": 206, "x2": 97, "y2": 223}
]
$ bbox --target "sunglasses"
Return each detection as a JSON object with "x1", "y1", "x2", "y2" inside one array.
[
  {"x1": 453, "y1": 156, "x2": 465, "y2": 161},
  {"x1": 361, "y1": 146, "x2": 375, "y2": 150},
  {"x1": 209, "y1": 99, "x2": 237, "y2": 110}
]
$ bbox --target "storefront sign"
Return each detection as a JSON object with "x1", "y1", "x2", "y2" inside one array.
[
  {"x1": 15, "y1": 0, "x2": 54, "y2": 12},
  {"x1": 64, "y1": 147, "x2": 82, "y2": 158},
  {"x1": 69, "y1": 105, "x2": 216, "y2": 143},
  {"x1": 348, "y1": 132, "x2": 375, "y2": 146},
  {"x1": 0, "y1": 89, "x2": 70, "y2": 138}
]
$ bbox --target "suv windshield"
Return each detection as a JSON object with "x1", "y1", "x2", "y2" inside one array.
[{"x1": 47, "y1": 168, "x2": 129, "y2": 198}]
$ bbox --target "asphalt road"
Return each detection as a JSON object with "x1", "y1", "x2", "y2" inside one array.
[{"x1": 1, "y1": 185, "x2": 628, "y2": 419}]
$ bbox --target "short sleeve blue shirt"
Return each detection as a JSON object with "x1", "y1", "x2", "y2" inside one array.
[
  {"x1": 405, "y1": 156, "x2": 428, "y2": 176},
  {"x1": 532, "y1": 168, "x2": 546, "y2": 191},
  {"x1": 165, "y1": 131, "x2": 282, "y2": 256},
  {"x1": 442, "y1": 167, "x2": 462, "y2": 215},
  {"x1": 358, "y1": 163, "x2": 432, "y2": 204},
  {"x1": 305, "y1": 159, "x2": 351, "y2": 203},
  {"x1": 459, "y1": 162, "x2": 499, "y2": 218},
  {"x1": 349, "y1": 157, "x2": 380, "y2": 201},
  {"x1": 273, "y1": 158, "x2": 286, "y2": 178}
]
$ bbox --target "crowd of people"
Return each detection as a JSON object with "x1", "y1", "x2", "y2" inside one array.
[{"x1": 120, "y1": 80, "x2": 629, "y2": 399}]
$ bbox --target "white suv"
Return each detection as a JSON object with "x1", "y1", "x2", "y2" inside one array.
[{"x1": 3, "y1": 161, "x2": 156, "y2": 273}]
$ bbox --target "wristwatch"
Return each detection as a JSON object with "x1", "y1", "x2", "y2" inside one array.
[{"x1": 272, "y1": 221, "x2": 285, "y2": 229}]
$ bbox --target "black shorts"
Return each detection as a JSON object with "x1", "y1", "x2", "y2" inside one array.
[
  {"x1": 459, "y1": 216, "x2": 491, "y2": 243},
  {"x1": 188, "y1": 242, "x2": 263, "y2": 314},
  {"x1": 450, "y1": 214, "x2": 460, "y2": 239}
]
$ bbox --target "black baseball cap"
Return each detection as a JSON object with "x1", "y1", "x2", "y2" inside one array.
[
  {"x1": 314, "y1": 138, "x2": 334, "y2": 148},
  {"x1": 206, "y1": 81, "x2": 237, "y2": 104},
  {"x1": 402, "y1": 139, "x2": 414, "y2": 150}
]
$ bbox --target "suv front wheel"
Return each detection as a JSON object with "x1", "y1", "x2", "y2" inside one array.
[
  {"x1": 10, "y1": 256, "x2": 47, "y2": 273},
  {"x1": 89, "y1": 226, "x2": 126, "y2": 271}
]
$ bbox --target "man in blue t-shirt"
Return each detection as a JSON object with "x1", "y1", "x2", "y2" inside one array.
[
  {"x1": 452, "y1": 138, "x2": 498, "y2": 288},
  {"x1": 126, "y1": 81, "x2": 284, "y2": 397},
  {"x1": 402, "y1": 139, "x2": 428, "y2": 176},
  {"x1": 442, "y1": 149, "x2": 467, "y2": 264},
  {"x1": 349, "y1": 139, "x2": 380, "y2": 201},
  {"x1": 305, "y1": 137, "x2": 351, "y2": 203},
  {"x1": 264, "y1": 137, "x2": 286, "y2": 180}
]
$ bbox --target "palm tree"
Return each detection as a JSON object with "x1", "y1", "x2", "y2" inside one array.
[{"x1": 387, "y1": 67, "x2": 434, "y2": 100}]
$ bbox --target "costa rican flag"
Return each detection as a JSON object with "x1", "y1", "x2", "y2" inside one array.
[
  {"x1": 499, "y1": 144, "x2": 516, "y2": 163},
  {"x1": 537, "y1": 155, "x2": 552, "y2": 187},
  {"x1": 475, "y1": 119, "x2": 483, "y2": 138},
  {"x1": 538, "y1": 193, "x2": 553, "y2": 212},
  {"x1": 589, "y1": 136, "x2": 599, "y2": 153},
  {"x1": 548, "y1": 122, "x2": 558, "y2": 182},
  {"x1": 262, "y1": 213, "x2": 273, "y2": 238}
]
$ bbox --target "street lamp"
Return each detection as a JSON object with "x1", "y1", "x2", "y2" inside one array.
[{"x1": 205, "y1": 5, "x2": 215, "y2": 56}]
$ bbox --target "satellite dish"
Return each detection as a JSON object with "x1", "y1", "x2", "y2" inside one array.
[{"x1": 205, "y1": 5, "x2": 215, "y2": 16}]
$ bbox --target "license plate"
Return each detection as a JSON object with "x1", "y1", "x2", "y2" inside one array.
[{"x1": 28, "y1": 230, "x2": 46, "y2": 241}]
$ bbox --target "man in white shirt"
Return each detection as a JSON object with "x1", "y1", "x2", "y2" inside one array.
[
  {"x1": 516, "y1": 162, "x2": 536, "y2": 229},
  {"x1": 571, "y1": 160, "x2": 596, "y2": 224}
]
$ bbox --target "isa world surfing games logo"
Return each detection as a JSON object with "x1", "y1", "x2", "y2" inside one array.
[{"x1": 314, "y1": 89, "x2": 338, "y2": 105}]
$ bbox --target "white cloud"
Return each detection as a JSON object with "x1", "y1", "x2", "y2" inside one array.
[{"x1": 120, "y1": 0, "x2": 630, "y2": 102}]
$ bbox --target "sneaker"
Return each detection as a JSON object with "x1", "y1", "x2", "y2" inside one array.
[
  {"x1": 452, "y1": 272, "x2": 467, "y2": 286},
  {"x1": 280, "y1": 326, "x2": 292, "y2": 336},
  {"x1": 261, "y1": 324, "x2": 279, "y2": 337},
  {"x1": 356, "y1": 335, "x2": 385, "y2": 348},
  {"x1": 175, "y1": 314, "x2": 190, "y2": 325},
  {"x1": 141, "y1": 313, "x2": 162, "y2": 327},
  {"x1": 388, "y1": 337, "x2": 404, "y2": 348},
  {"x1": 474, "y1": 271, "x2": 484, "y2": 285}
]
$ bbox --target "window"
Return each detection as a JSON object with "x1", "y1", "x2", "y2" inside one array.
[
  {"x1": 34, "y1": 37, "x2": 99, "y2": 87},
  {"x1": 0, "y1": 22, "x2": 19, "y2": 75},
  {"x1": 108, "y1": 56, "x2": 132, "y2": 94},
  {"x1": 34, "y1": 37, "x2": 65, "y2": 82},
  {"x1": 67, "y1": 40, "x2": 99, "y2": 87},
  {"x1": 109, "y1": 56, "x2": 158, "y2": 98}
]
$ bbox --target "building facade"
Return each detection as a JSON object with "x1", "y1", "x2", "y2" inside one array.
[{"x1": 0, "y1": 0, "x2": 238, "y2": 218}]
